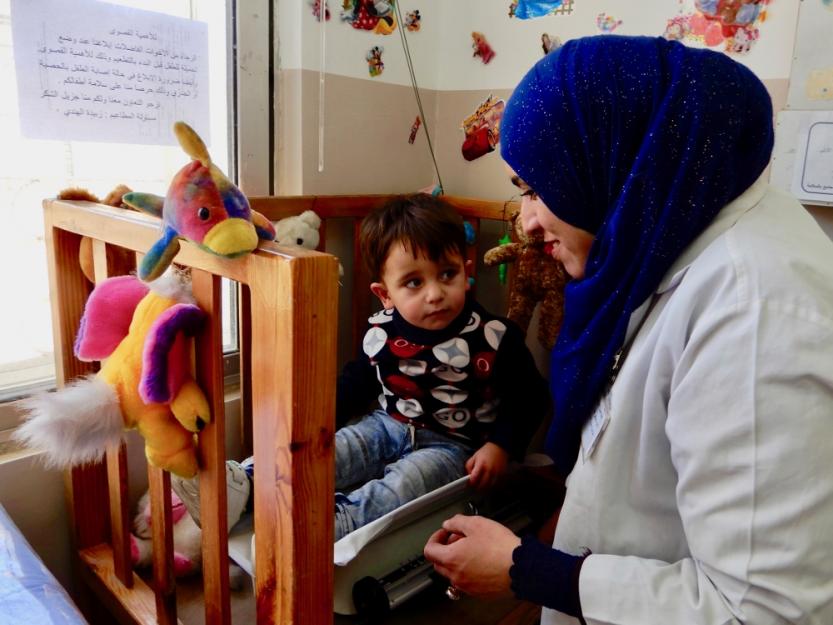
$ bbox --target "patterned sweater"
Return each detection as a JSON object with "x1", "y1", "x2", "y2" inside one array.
[{"x1": 336, "y1": 298, "x2": 549, "y2": 458}]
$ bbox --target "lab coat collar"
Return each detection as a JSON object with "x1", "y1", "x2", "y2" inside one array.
[{"x1": 655, "y1": 175, "x2": 769, "y2": 294}]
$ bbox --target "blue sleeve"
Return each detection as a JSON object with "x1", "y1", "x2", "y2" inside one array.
[
  {"x1": 488, "y1": 321, "x2": 551, "y2": 458},
  {"x1": 510, "y1": 535, "x2": 589, "y2": 622}
]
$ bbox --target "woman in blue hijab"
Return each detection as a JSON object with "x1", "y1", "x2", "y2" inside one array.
[{"x1": 425, "y1": 36, "x2": 833, "y2": 624}]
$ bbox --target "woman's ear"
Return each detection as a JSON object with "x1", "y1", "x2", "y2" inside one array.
[{"x1": 370, "y1": 282, "x2": 393, "y2": 309}]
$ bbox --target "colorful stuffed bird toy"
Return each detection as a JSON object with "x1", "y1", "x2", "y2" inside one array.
[
  {"x1": 123, "y1": 122, "x2": 276, "y2": 282},
  {"x1": 484, "y1": 210, "x2": 568, "y2": 351},
  {"x1": 15, "y1": 270, "x2": 209, "y2": 477}
]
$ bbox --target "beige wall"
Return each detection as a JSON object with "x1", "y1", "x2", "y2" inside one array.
[
  {"x1": 277, "y1": 69, "x2": 440, "y2": 195},
  {"x1": 280, "y1": 74, "x2": 792, "y2": 202}
]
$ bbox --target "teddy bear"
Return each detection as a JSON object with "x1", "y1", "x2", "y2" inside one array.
[
  {"x1": 56, "y1": 184, "x2": 135, "y2": 284},
  {"x1": 274, "y1": 210, "x2": 343, "y2": 278},
  {"x1": 483, "y1": 210, "x2": 568, "y2": 351}
]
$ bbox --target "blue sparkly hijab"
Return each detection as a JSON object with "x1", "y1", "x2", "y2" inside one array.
[{"x1": 500, "y1": 36, "x2": 774, "y2": 474}]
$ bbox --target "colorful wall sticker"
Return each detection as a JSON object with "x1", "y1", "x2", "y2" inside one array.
[
  {"x1": 405, "y1": 9, "x2": 421, "y2": 31},
  {"x1": 509, "y1": 0, "x2": 575, "y2": 18},
  {"x1": 664, "y1": 0, "x2": 772, "y2": 55},
  {"x1": 541, "y1": 33, "x2": 562, "y2": 55},
  {"x1": 366, "y1": 46, "x2": 384, "y2": 77},
  {"x1": 597, "y1": 13, "x2": 623, "y2": 33},
  {"x1": 460, "y1": 95, "x2": 505, "y2": 162},
  {"x1": 408, "y1": 116, "x2": 422, "y2": 144},
  {"x1": 342, "y1": 0, "x2": 397, "y2": 35},
  {"x1": 472, "y1": 32, "x2": 496, "y2": 64},
  {"x1": 311, "y1": 0, "x2": 331, "y2": 21}
]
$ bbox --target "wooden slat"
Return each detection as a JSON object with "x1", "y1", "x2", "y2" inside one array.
[
  {"x1": 106, "y1": 444, "x2": 133, "y2": 588},
  {"x1": 249, "y1": 194, "x2": 519, "y2": 222},
  {"x1": 239, "y1": 283, "x2": 254, "y2": 458},
  {"x1": 43, "y1": 207, "x2": 110, "y2": 556},
  {"x1": 250, "y1": 251, "x2": 338, "y2": 624},
  {"x1": 148, "y1": 466, "x2": 177, "y2": 625},
  {"x1": 352, "y1": 218, "x2": 372, "y2": 358},
  {"x1": 78, "y1": 544, "x2": 184, "y2": 625},
  {"x1": 92, "y1": 238, "x2": 137, "y2": 589},
  {"x1": 191, "y1": 270, "x2": 231, "y2": 625},
  {"x1": 465, "y1": 217, "x2": 481, "y2": 298}
]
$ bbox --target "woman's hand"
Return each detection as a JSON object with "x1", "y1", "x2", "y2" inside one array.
[
  {"x1": 423, "y1": 514, "x2": 521, "y2": 597},
  {"x1": 465, "y1": 442, "x2": 509, "y2": 489}
]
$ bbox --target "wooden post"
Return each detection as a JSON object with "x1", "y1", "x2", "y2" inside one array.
[
  {"x1": 148, "y1": 466, "x2": 177, "y2": 625},
  {"x1": 191, "y1": 270, "x2": 231, "y2": 625},
  {"x1": 250, "y1": 251, "x2": 338, "y2": 624}
]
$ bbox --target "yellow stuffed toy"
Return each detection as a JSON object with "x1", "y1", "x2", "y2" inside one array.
[{"x1": 16, "y1": 270, "x2": 209, "y2": 477}]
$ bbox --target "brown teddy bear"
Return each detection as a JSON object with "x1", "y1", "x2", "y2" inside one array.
[
  {"x1": 484, "y1": 210, "x2": 568, "y2": 350},
  {"x1": 57, "y1": 185, "x2": 134, "y2": 283}
]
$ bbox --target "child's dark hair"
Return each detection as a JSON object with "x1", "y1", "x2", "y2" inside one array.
[{"x1": 360, "y1": 194, "x2": 467, "y2": 281}]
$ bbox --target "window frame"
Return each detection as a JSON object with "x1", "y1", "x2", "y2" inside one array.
[{"x1": 0, "y1": 0, "x2": 273, "y2": 409}]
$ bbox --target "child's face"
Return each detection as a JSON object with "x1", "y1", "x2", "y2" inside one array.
[{"x1": 371, "y1": 242, "x2": 471, "y2": 331}]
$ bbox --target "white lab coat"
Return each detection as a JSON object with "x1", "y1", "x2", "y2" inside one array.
[{"x1": 544, "y1": 179, "x2": 833, "y2": 625}]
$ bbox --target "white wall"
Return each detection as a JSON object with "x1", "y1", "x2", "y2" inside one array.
[{"x1": 278, "y1": 0, "x2": 442, "y2": 88}]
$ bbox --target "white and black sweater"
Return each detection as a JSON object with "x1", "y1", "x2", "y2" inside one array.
[{"x1": 336, "y1": 297, "x2": 549, "y2": 458}]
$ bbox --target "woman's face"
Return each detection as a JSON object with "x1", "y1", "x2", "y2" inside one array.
[{"x1": 507, "y1": 167, "x2": 594, "y2": 279}]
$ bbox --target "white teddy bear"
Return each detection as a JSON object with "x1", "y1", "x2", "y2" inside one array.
[
  {"x1": 274, "y1": 210, "x2": 322, "y2": 251},
  {"x1": 274, "y1": 210, "x2": 343, "y2": 277}
]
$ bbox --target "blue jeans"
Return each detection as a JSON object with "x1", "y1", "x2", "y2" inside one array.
[{"x1": 334, "y1": 410, "x2": 471, "y2": 540}]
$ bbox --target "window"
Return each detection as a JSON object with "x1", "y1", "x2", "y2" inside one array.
[{"x1": 0, "y1": 0, "x2": 253, "y2": 402}]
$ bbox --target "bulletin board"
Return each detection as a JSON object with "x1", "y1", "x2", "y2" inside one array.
[{"x1": 771, "y1": 0, "x2": 833, "y2": 206}]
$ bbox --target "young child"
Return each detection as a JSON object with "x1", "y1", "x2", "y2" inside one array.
[{"x1": 173, "y1": 194, "x2": 550, "y2": 540}]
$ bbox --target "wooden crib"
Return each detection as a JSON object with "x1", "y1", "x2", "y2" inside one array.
[{"x1": 42, "y1": 193, "x2": 516, "y2": 625}]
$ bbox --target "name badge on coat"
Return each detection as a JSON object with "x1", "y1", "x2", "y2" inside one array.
[{"x1": 581, "y1": 393, "x2": 611, "y2": 462}]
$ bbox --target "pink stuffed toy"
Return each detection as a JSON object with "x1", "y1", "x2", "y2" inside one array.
[{"x1": 131, "y1": 488, "x2": 202, "y2": 577}]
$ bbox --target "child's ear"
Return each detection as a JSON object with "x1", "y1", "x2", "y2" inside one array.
[
  {"x1": 464, "y1": 260, "x2": 473, "y2": 290},
  {"x1": 370, "y1": 282, "x2": 394, "y2": 309}
]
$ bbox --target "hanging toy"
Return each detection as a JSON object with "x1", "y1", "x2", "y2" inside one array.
[
  {"x1": 484, "y1": 211, "x2": 568, "y2": 350},
  {"x1": 495, "y1": 232, "x2": 512, "y2": 285}
]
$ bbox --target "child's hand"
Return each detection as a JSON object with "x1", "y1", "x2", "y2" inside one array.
[{"x1": 465, "y1": 442, "x2": 509, "y2": 490}]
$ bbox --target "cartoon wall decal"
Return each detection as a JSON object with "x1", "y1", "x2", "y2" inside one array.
[
  {"x1": 408, "y1": 116, "x2": 422, "y2": 144},
  {"x1": 597, "y1": 13, "x2": 623, "y2": 33},
  {"x1": 664, "y1": 0, "x2": 772, "y2": 55},
  {"x1": 541, "y1": 33, "x2": 562, "y2": 55},
  {"x1": 460, "y1": 95, "x2": 505, "y2": 162},
  {"x1": 366, "y1": 45, "x2": 384, "y2": 77},
  {"x1": 510, "y1": 0, "x2": 574, "y2": 18},
  {"x1": 342, "y1": 0, "x2": 397, "y2": 34},
  {"x1": 472, "y1": 32, "x2": 496, "y2": 64},
  {"x1": 405, "y1": 9, "x2": 421, "y2": 31},
  {"x1": 311, "y1": 0, "x2": 331, "y2": 21}
]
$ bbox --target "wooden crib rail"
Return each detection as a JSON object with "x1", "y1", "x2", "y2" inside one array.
[
  {"x1": 44, "y1": 193, "x2": 513, "y2": 625},
  {"x1": 44, "y1": 198, "x2": 339, "y2": 625},
  {"x1": 249, "y1": 193, "x2": 515, "y2": 222}
]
